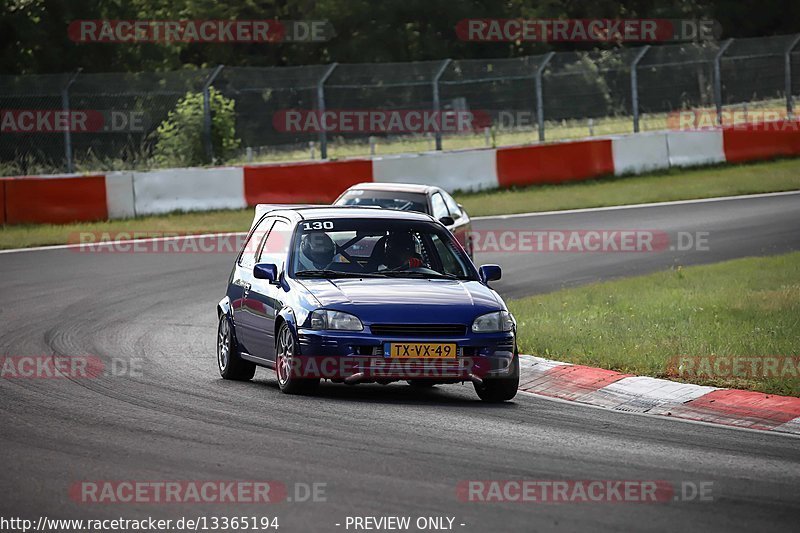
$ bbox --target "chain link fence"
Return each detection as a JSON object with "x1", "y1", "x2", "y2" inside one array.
[{"x1": 1, "y1": 34, "x2": 799, "y2": 175}]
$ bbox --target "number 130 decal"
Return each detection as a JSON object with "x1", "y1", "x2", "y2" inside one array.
[{"x1": 302, "y1": 221, "x2": 334, "y2": 231}]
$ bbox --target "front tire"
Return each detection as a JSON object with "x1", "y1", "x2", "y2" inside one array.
[
  {"x1": 275, "y1": 323, "x2": 319, "y2": 394},
  {"x1": 217, "y1": 314, "x2": 256, "y2": 381},
  {"x1": 474, "y1": 352, "x2": 519, "y2": 402}
]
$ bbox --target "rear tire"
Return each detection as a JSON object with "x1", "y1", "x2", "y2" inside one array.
[
  {"x1": 275, "y1": 323, "x2": 320, "y2": 394},
  {"x1": 474, "y1": 352, "x2": 519, "y2": 402},
  {"x1": 217, "y1": 314, "x2": 256, "y2": 381}
]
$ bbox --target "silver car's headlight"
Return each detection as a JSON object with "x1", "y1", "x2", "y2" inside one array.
[
  {"x1": 309, "y1": 310, "x2": 363, "y2": 331},
  {"x1": 471, "y1": 311, "x2": 514, "y2": 333}
]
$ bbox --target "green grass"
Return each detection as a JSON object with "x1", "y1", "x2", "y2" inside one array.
[
  {"x1": 1, "y1": 157, "x2": 799, "y2": 250},
  {"x1": 457, "y1": 158, "x2": 800, "y2": 217},
  {"x1": 0, "y1": 210, "x2": 254, "y2": 250},
  {"x1": 509, "y1": 252, "x2": 800, "y2": 397}
]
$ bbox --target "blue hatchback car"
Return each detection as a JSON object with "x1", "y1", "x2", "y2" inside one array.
[{"x1": 216, "y1": 206, "x2": 518, "y2": 402}]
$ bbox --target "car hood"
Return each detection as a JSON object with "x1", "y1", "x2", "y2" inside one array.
[{"x1": 296, "y1": 278, "x2": 504, "y2": 324}]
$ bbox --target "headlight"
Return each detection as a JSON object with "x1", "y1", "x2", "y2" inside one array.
[
  {"x1": 471, "y1": 311, "x2": 514, "y2": 333},
  {"x1": 309, "y1": 310, "x2": 363, "y2": 331}
]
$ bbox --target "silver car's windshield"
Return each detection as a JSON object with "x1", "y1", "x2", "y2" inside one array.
[{"x1": 334, "y1": 190, "x2": 428, "y2": 214}]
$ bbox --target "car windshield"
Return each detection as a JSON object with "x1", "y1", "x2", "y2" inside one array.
[
  {"x1": 334, "y1": 190, "x2": 428, "y2": 214},
  {"x1": 290, "y1": 218, "x2": 476, "y2": 280}
]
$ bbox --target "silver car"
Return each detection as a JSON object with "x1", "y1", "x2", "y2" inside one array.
[{"x1": 333, "y1": 183, "x2": 473, "y2": 258}]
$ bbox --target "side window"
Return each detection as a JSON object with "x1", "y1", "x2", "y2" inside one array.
[
  {"x1": 431, "y1": 193, "x2": 449, "y2": 221},
  {"x1": 430, "y1": 234, "x2": 467, "y2": 276},
  {"x1": 442, "y1": 191, "x2": 462, "y2": 220},
  {"x1": 258, "y1": 219, "x2": 291, "y2": 268},
  {"x1": 239, "y1": 217, "x2": 274, "y2": 270}
]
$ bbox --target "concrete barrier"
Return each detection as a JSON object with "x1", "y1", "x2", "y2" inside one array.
[
  {"x1": 105, "y1": 172, "x2": 136, "y2": 219},
  {"x1": 132, "y1": 167, "x2": 246, "y2": 215},
  {"x1": 611, "y1": 132, "x2": 670, "y2": 175},
  {"x1": 244, "y1": 159, "x2": 372, "y2": 205},
  {"x1": 666, "y1": 130, "x2": 725, "y2": 167},
  {"x1": 3, "y1": 123, "x2": 799, "y2": 225},
  {"x1": 372, "y1": 149, "x2": 498, "y2": 192},
  {"x1": 497, "y1": 139, "x2": 614, "y2": 188},
  {"x1": 5, "y1": 175, "x2": 107, "y2": 224},
  {"x1": 0, "y1": 178, "x2": 6, "y2": 224},
  {"x1": 723, "y1": 121, "x2": 800, "y2": 163}
]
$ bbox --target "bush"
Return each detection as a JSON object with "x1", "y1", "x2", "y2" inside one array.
[{"x1": 152, "y1": 88, "x2": 240, "y2": 166}]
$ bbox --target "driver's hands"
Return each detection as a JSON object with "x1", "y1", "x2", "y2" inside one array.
[{"x1": 385, "y1": 257, "x2": 424, "y2": 271}]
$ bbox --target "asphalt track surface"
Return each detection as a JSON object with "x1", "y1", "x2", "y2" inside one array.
[
  {"x1": 481, "y1": 191, "x2": 800, "y2": 298},
  {"x1": 1, "y1": 192, "x2": 799, "y2": 532}
]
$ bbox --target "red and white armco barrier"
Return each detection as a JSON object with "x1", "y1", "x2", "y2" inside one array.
[{"x1": 2, "y1": 122, "x2": 799, "y2": 224}]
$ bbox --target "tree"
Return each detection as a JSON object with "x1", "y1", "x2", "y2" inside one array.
[{"x1": 152, "y1": 88, "x2": 240, "y2": 166}]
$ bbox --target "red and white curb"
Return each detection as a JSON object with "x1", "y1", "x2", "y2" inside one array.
[{"x1": 519, "y1": 355, "x2": 800, "y2": 435}]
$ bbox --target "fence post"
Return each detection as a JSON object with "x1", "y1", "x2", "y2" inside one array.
[
  {"x1": 202, "y1": 65, "x2": 225, "y2": 164},
  {"x1": 535, "y1": 52, "x2": 555, "y2": 142},
  {"x1": 432, "y1": 59, "x2": 452, "y2": 151},
  {"x1": 61, "y1": 69, "x2": 81, "y2": 173},
  {"x1": 631, "y1": 45, "x2": 650, "y2": 133},
  {"x1": 714, "y1": 39, "x2": 734, "y2": 126},
  {"x1": 785, "y1": 34, "x2": 800, "y2": 119},
  {"x1": 317, "y1": 63, "x2": 338, "y2": 160}
]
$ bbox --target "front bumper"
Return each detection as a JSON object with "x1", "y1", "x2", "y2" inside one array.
[{"x1": 294, "y1": 328, "x2": 515, "y2": 382}]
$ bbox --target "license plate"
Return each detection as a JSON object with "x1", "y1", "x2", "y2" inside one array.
[{"x1": 385, "y1": 343, "x2": 457, "y2": 359}]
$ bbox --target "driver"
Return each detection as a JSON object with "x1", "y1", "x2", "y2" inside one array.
[
  {"x1": 382, "y1": 231, "x2": 423, "y2": 270},
  {"x1": 298, "y1": 232, "x2": 335, "y2": 271}
]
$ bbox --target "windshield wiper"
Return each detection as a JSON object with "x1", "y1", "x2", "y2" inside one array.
[
  {"x1": 374, "y1": 271, "x2": 471, "y2": 280},
  {"x1": 295, "y1": 269, "x2": 383, "y2": 279}
]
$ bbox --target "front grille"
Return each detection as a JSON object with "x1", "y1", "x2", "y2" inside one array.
[{"x1": 369, "y1": 324, "x2": 467, "y2": 337}]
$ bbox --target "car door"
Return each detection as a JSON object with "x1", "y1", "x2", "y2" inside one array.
[
  {"x1": 244, "y1": 218, "x2": 293, "y2": 362},
  {"x1": 441, "y1": 189, "x2": 472, "y2": 257},
  {"x1": 233, "y1": 216, "x2": 275, "y2": 357}
]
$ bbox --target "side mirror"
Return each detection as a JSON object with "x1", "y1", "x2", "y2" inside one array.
[
  {"x1": 253, "y1": 263, "x2": 279, "y2": 284},
  {"x1": 479, "y1": 264, "x2": 502, "y2": 283},
  {"x1": 439, "y1": 215, "x2": 455, "y2": 226},
  {"x1": 457, "y1": 203, "x2": 465, "y2": 214}
]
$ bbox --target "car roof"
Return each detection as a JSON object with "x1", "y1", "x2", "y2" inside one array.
[
  {"x1": 255, "y1": 205, "x2": 435, "y2": 225},
  {"x1": 344, "y1": 182, "x2": 438, "y2": 194}
]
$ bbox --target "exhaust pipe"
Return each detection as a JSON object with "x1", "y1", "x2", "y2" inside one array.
[
  {"x1": 468, "y1": 374, "x2": 483, "y2": 386},
  {"x1": 344, "y1": 372, "x2": 365, "y2": 385}
]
